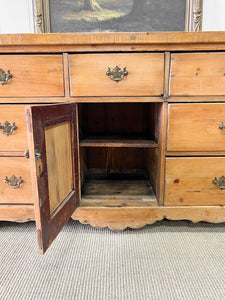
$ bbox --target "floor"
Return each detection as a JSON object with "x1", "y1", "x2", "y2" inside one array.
[{"x1": 1, "y1": 220, "x2": 225, "y2": 300}]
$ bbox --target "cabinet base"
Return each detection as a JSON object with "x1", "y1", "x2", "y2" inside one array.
[
  {"x1": 0, "y1": 205, "x2": 35, "y2": 222},
  {"x1": 1, "y1": 205, "x2": 224, "y2": 230},
  {"x1": 72, "y1": 206, "x2": 225, "y2": 231}
]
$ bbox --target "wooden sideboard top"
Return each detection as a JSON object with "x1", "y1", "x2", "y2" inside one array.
[{"x1": 0, "y1": 32, "x2": 225, "y2": 52}]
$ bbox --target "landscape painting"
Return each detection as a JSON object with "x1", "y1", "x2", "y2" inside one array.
[{"x1": 49, "y1": 0, "x2": 187, "y2": 33}]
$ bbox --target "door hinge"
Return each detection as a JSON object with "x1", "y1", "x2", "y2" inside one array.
[{"x1": 24, "y1": 149, "x2": 41, "y2": 161}]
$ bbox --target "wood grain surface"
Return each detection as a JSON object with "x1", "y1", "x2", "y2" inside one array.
[
  {"x1": 167, "y1": 103, "x2": 225, "y2": 152},
  {"x1": 170, "y1": 53, "x2": 225, "y2": 96},
  {"x1": 45, "y1": 121, "x2": 73, "y2": 213},
  {"x1": 0, "y1": 205, "x2": 34, "y2": 222},
  {"x1": 26, "y1": 103, "x2": 80, "y2": 253},
  {"x1": 0, "y1": 105, "x2": 28, "y2": 151},
  {"x1": 70, "y1": 53, "x2": 164, "y2": 96},
  {"x1": 0, "y1": 55, "x2": 64, "y2": 97},
  {"x1": 72, "y1": 206, "x2": 225, "y2": 231},
  {"x1": 82, "y1": 179, "x2": 156, "y2": 202},
  {"x1": 80, "y1": 137, "x2": 157, "y2": 148},
  {"x1": 1, "y1": 32, "x2": 225, "y2": 234},
  {"x1": 165, "y1": 157, "x2": 225, "y2": 206},
  {"x1": 0, "y1": 157, "x2": 33, "y2": 204},
  {"x1": 0, "y1": 31, "x2": 225, "y2": 46}
]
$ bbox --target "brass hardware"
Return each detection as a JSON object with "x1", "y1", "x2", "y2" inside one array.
[
  {"x1": 4, "y1": 175, "x2": 23, "y2": 188},
  {"x1": 24, "y1": 149, "x2": 41, "y2": 161},
  {"x1": 24, "y1": 150, "x2": 29, "y2": 159},
  {"x1": 106, "y1": 66, "x2": 128, "y2": 82},
  {"x1": 0, "y1": 69, "x2": 13, "y2": 85},
  {"x1": 212, "y1": 176, "x2": 225, "y2": 189},
  {"x1": 0, "y1": 121, "x2": 17, "y2": 136},
  {"x1": 35, "y1": 150, "x2": 41, "y2": 161},
  {"x1": 219, "y1": 121, "x2": 225, "y2": 133}
]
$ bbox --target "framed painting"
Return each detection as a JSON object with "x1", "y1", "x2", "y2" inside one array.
[{"x1": 33, "y1": 0, "x2": 203, "y2": 33}]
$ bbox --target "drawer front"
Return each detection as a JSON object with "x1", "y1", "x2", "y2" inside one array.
[
  {"x1": 0, "y1": 105, "x2": 28, "y2": 152},
  {"x1": 0, "y1": 157, "x2": 32, "y2": 204},
  {"x1": 165, "y1": 157, "x2": 225, "y2": 206},
  {"x1": 170, "y1": 52, "x2": 225, "y2": 96},
  {"x1": 69, "y1": 53, "x2": 164, "y2": 96},
  {"x1": 167, "y1": 104, "x2": 225, "y2": 152},
  {"x1": 0, "y1": 55, "x2": 64, "y2": 97}
]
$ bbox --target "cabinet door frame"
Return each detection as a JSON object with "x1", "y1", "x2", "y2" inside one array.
[{"x1": 26, "y1": 103, "x2": 80, "y2": 254}]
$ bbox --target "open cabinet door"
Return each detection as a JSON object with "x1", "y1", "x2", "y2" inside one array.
[{"x1": 26, "y1": 104, "x2": 80, "y2": 254}]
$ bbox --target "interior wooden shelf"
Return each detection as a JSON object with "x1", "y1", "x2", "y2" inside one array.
[
  {"x1": 79, "y1": 136, "x2": 158, "y2": 148},
  {"x1": 81, "y1": 169, "x2": 157, "y2": 207}
]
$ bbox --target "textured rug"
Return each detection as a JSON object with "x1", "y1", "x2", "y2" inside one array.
[{"x1": 1, "y1": 220, "x2": 225, "y2": 300}]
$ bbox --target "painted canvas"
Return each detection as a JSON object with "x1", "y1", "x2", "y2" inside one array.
[{"x1": 49, "y1": 0, "x2": 186, "y2": 33}]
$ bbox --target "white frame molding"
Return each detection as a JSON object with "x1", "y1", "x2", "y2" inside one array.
[
  {"x1": 186, "y1": 0, "x2": 203, "y2": 31},
  {"x1": 33, "y1": 0, "x2": 50, "y2": 33},
  {"x1": 33, "y1": 0, "x2": 203, "y2": 33}
]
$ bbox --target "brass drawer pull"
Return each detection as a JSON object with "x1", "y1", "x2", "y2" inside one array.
[
  {"x1": 219, "y1": 121, "x2": 225, "y2": 133},
  {"x1": 4, "y1": 175, "x2": 23, "y2": 188},
  {"x1": 0, "y1": 121, "x2": 17, "y2": 136},
  {"x1": 212, "y1": 176, "x2": 225, "y2": 189},
  {"x1": 0, "y1": 69, "x2": 13, "y2": 85},
  {"x1": 106, "y1": 66, "x2": 128, "y2": 82}
]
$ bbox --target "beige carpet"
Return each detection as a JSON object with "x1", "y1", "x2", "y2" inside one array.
[{"x1": 1, "y1": 220, "x2": 225, "y2": 300}]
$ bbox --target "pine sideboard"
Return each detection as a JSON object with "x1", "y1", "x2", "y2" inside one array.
[{"x1": 0, "y1": 32, "x2": 225, "y2": 253}]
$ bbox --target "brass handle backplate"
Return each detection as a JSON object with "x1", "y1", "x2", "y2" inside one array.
[
  {"x1": 106, "y1": 66, "x2": 128, "y2": 82},
  {"x1": 219, "y1": 122, "x2": 225, "y2": 133},
  {"x1": 212, "y1": 176, "x2": 225, "y2": 189},
  {"x1": 0, "y1": 69, "x2": 13, "y2": 85},
  {"x1": 0, "y1": 121, "x2": 17, "y2": 136},
  {"x1": 4, "y1": 175, "x2": 23, "y2": 188}
]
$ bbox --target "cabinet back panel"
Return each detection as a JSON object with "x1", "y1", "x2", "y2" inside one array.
[
  {"x1": 79, "y1": 103, "x2": 158, "y2": 139},
  {"x1": 86, "y1": 147, "x2": 147, "y2": 170}
]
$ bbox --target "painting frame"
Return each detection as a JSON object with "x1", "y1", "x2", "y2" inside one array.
[{"x1": 32, "y1": 0, "x2": 203, "y2": 33}]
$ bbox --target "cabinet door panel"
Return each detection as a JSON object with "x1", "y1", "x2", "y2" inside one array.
[{"x1": 26, "y1": 103, "x2": 80, "y2": 254}]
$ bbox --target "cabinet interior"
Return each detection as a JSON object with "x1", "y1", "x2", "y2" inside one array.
[{"x1": 78, "y1": 103, "x2": 162, "y2": 206}]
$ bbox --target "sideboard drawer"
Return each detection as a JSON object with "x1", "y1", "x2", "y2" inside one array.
[
  {"x1": 0, "y1": 105, "x2": 28, "y2": 151},
  {"x1": 167, "y1": 103, "x2": 225, "y2": 152},
  {"x1": 0, "y1": 157, "x2": 32, "y2": 204},
  {"x1": 69, "y1": 53, "x2": 164, "y2": 96},
  {"x1": 170, "y1": 52, "x2": 225, "y2": 96},
  {"x1": 165, "y1": 157, "x2": 225, "y2": 206},
  {"x1": 0, "y1": 55, "x2": 64, "y2": 97}
]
